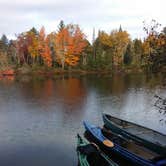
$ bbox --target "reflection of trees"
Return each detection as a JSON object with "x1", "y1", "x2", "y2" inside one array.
[
  {"x1": 111, "y1": 75, "x2": 126, "y2": 95},
  {"x1": 0, "y1": 76, "x2": 15, "y2": 83},
  {"x1": 42, "y1": 79, "x2": 54, "y2": 103},
  {"x1": 84, "y1": 74, "x2": 146, "y2": 96},
  {"x1": 0, "y1": 76, "x2": 15, "y2": 110},
  {"x1": 20, "y1": 77, "x2": 52, "y2": 101},
  {"x1": 19, "y1": 77, "x2": 87, "y2": 114},
  {"x1": 19, "y1": 74, "x2": 165, "y2": 108},
  {"x1": 54, "y1": 77, "x2": 87, "y2": 111},
  {"x1": 52, "y1": 77, "x2": 88, "y2": 125}
]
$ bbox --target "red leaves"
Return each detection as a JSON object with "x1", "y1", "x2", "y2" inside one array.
[{"x1": 15, "y1": 23, "x2": 87, "y2": 68}]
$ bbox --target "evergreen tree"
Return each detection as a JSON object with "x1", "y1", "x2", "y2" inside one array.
[
  {"x1": 119, "y1": 25, "x2": 122, "y2": 32},
  {"x1": 58, "y1": 20, "x2": 65, "y2": 32},
  {"x1": 30, "y1": 27, "x2": 38, "y2": 35},
  {"x1": 133, "y1": 39, "x2": 143, "y2": 66},
  {"x1": 0, "y1": 34, "x2": 8, "y2": 53},
  {"x1": 124, "y1": 43, "x2": 132, "y2": 65},
  {"x1": 1, "y1": 34, "x2": 8, "y2": 45}
]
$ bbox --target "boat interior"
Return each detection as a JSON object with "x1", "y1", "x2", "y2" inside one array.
[
  {"x1": 106, "y1": 115, "x2": 166, "y2": 146},
  {"x1": 102, "y1": 128, "x2": 160, "y2": 160}
]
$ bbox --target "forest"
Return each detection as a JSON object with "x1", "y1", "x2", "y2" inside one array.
[{"x1": 0, "y1": 19, "x2": 165, "y2": 75}]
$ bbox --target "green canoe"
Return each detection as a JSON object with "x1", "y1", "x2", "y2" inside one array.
[
  {"x1": 102, "y1": 113, "x2": 166, "y2": 156},
  {"x1": 76, "y1": 134, "x2": 118, "y2": 166}
]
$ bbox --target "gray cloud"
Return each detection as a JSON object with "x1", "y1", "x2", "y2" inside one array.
[{"x1": 0, "y1": 0, "x2": 165, "y2": 41}]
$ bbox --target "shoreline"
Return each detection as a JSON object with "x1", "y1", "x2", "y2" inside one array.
[
  {"x1": 1, "y1": 65, "x2": 166, "y2": 79},
  {"x1": 15, "y1": 68, "x2": 144, "y2": 77}
]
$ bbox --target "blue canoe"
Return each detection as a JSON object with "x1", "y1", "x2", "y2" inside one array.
[{"x1": 83, "y1": 121, "x2": 166, "y2": 166}]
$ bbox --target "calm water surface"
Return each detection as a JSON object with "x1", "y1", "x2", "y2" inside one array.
[{"x1": 0, "y1": 73, "x2": 165, "y2": 166}]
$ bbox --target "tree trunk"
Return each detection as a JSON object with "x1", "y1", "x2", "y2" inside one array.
[{"x1": 82, "y1": 53, "x2": 87, "y2": 66}]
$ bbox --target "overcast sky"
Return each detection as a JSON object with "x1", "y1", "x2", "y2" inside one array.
[{"x1": 0, "y1": 0, "x2": 165, "y2": 42}]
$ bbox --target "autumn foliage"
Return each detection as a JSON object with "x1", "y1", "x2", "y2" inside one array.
[
  {"x1": 96, "y1": 29, "x2": 130, "y2": 67},
  {"x1": 1, "y1": 19, "x2": 165, "y2": 73},
  {"x1": 55, "y1": 24, "x2": 87, "y2": 68},
  {"x1": 38, "y1": 27, "x2": 52, "y2": 67},
  {"x1": 12, "y1": 22, "x2": 87, "y2": 69}
]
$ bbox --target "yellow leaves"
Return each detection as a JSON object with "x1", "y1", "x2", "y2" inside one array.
[
  {"x1": 142, "y1": 41, "x2": 150, "y2": 55},
  {"x1": 98, "y1": 29, "x2": 130, "y2": 66},
  {"x1": 28, "y1": 36, "x2": 38, "y2": 58},
  {"x1": 99, "y1": 32, "x2": 112, "y2": 47},
  {"x1": 100, "y1": 30, "x2": 130, "y2": 50},
  {"x1": 113, "y1": 31, "x2": 130, "y2": 46},
  {"x1": 38, "y1": 27, "x2": 52, "y2": 67},
  {"x1": 15, "y1": 23, "x2": 89, "y2": 68},
  {"x1": 157, "y1": 35, "x2": 166, "y2": 47},
  {"x1": 143, "y1": 30, "x2": 166, "y2": 57},
  {"x1": 161, "y1": 40, "x2": 165, "y2": 45}
]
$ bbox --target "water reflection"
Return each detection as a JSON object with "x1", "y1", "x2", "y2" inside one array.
[
  {"x1": 0, "y1": 75, "x2": 15, "y2": 84},
  {"x1": 0, "y1": 73, "x2": 165, "y2": 165},
  {"x1": 14, "y1": 74, "x2": 166, "y2": 133},
  {"x1": 18, "y1": 77, "x2": 87, "y2": 112},
  {"x1": 154, "y1": 95, "x2": 166, "y2": 125}
]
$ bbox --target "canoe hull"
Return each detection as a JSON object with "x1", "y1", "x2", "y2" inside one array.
[
  {"x1": 102, "y1": 114, "x2": 166, "y2": 155},
  {"x1": 83, "y1": 121, "x2": 158, "y2": 166},
  {"x1": 77, "y1": 134, "x2": 90, "y2": 166}
]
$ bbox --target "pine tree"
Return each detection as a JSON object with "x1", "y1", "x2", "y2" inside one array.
[
  {"x1": 119, "y1": 25, "x2": 122, "y2": 32},
  {"x1": 133, "y1": 39, "x2": 142, "y2": 66},
  {"x1": 0, "y1": 34, "x2": 8, "y2": 52},
  {"x1": 58, "y1": 20, "x2": 65, "y2": 32},
  {"x1": 124, "y1": 43, "x2": 132, "y2": 65}
]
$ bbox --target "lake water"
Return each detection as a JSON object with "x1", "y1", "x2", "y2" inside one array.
[{"x1": 0, "y1": 73, "x2": 165, "y2": 166}]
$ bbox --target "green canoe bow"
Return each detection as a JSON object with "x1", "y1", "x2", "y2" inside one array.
[{"x1": 76, "y1": 134, "x2": 118, "y2": 166}]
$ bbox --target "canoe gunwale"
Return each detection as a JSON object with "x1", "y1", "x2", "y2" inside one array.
[
  {"x1": 77, "y1": 134, "x2": 90, "y2": 166},
  {"x1": 104, "y1": 114, "x2": 165, "y2": 136}
]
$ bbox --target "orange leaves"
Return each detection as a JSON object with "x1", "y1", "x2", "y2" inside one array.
[
  {"x1": 71, "y1": 25, "x2": 87, "y2": 55},
  {"x1": 55, "y1": 24, "x2": 87, "y2": 68},
  {"x1": 15, "y1": 23, "x2": 87, "y2": 68},
  {"x1": 16, "y1": 27, "x2": 52, "y2": 67},
  {"x1": 65, "y1": 55, "x2": 79, "y2": 66},
  {"x1": 28, "y1": 31, "x2": 38, "y2": 58},
  {"x1": 43, "y1": 38, "x2": 52, "y2": 67},
  {"x1": 39, "y1": 27, "x2": 52, "y2": 67}
]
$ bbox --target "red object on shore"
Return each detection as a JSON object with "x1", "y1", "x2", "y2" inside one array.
[{"x1": 0, "y1": 69, "x2": 14, "y2": 76}]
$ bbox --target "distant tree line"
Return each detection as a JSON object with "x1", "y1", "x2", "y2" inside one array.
[{"x1": 0, "y1": 20, "x2": 165, "y2": 73}]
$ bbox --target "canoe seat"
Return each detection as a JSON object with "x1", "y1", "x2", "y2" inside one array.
[
  {"x1": 123, "y1": 125, "x2": 133, "y2": 129},
  {"x1": 155, "y1": 141, "x2": 162, "y2": 146},
  {"x1": 77, "y1": 144, "x2": 99, "y2": 155},
  {"x1": 103, "y1": 139, "x2": 114, "y2": 147},
  {"x1": 136, "y1": 130, "x2": 153, "y2": 135}
]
